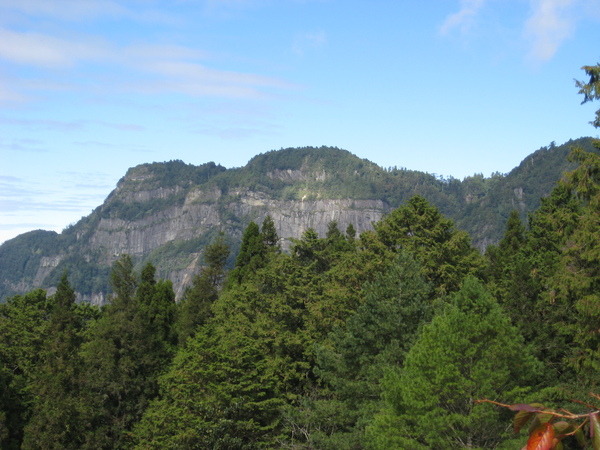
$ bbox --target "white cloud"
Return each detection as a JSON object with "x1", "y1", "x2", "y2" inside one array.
[
  {"x1": 292, "y1": 30, "x2": 327, "y2": 56},
  {"x1": 524, "y1": 0, "x2": 578, "y2": 63},
  {"x1": 0, "y1": 0, "x2": 132, "y2": 22},
  {"x1": 0, "y1": 116, "x2": 144, "y2": 132},
  {"x1": 0, "y1": 27, "x2": 296, "y2": 101},
  {"x1": 0, "y1": 28, "x2": 110, "y2": 68},
  {"x1": 440, "y1": 0, "x2": 487, "y2": 35},
  {"x1": 441, "y1": 0, "x2": 600, "y2": 63},
  {"x1": 0, "y1": 81, "x2": 26, "y2": 103}
]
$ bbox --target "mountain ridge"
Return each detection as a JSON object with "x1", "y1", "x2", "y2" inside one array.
[{"x1": 1, "y1": 138, "x2": 597, "y2": 304}]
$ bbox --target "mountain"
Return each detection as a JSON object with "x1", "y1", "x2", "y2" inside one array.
[{"x1": 0, "y1": 138, "x2": 597, "y2": 304}]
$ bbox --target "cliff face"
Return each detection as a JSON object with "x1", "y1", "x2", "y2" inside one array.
[
  {"x1": 3, "y1": 140, "x2": 597, "y2": 304},
  {"x1": 10, "y1": 158, "x2": 389, "y2": 304},
  {"x1": 89, "y1": 188, "x2": 384, "y2": 260}
]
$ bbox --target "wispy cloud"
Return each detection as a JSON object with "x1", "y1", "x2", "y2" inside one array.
[
  {"x1": 292, "y1": 30, "x2": 327, "y2": 56},
  {"x1": 0, "y1": 116, "x2": 144, "y2": 132},
  {"x1": 440, "y1": 0, "x2": 486, "y2": 35},
  {"x1": 0, "y1": 26, "x2": 297, "y2": 104},
  {"x1": 0, "y1": 0, "x2": 128, "y2": 20},
  {"x1": 0, "y1": 0, "x2": 178, "y2": 24},
  {"x1": 441, "y1": 0, "x2": 600, "y2": 63},
  {"x1": 0, "y1": 28, "x2": 110, "y2": 68},
  {"x1": 524, "y1": 0, "x2": 578, "y2": 63},
  {"x1": 0, "y1": 170, "x2": 113, "y2": 215},
  {"x1": 0, "y1": 138, "x2": 47, "y2": 152}
]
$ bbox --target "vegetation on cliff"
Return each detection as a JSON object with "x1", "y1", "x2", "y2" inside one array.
[{"x1": 1, "y1": 136, "x2": 598, "y2": 303}]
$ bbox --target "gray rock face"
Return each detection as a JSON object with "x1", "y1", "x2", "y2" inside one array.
[
  {"x1": 36, "y1": 183, "x2": 389, "y2": 304},
  {"x1": 89, "y1": 189, "x2": 385, "y2": 259}
]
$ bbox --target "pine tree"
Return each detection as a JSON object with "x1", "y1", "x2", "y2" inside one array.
[
  {"x1": 290, "y1": 251, "x2": 432, "y2": 448},
  {"x1": 229, "y1": 221, "x2": 265, "y2": 285},
  {"x1": 0, "y1": 289, "x2": 49, "y2": 449},
  {"x1": 177, "y1": 236, "x2": 229, "y2": 344},
  {"x1": 79, "y1": 255, "x2": 176, "y2": 448},
  {"x1": 370, "y1": 195, "x2": 483, "y2": 295},
  {"x1": 367, "y1": 277, "x2": 540, "y2": 449},
  {"x1": 575, "y1": 62, "x2": 600, "y2": 128},
  {"x1": 22, "y1": 273, "x2": 87, "y2": 449}
]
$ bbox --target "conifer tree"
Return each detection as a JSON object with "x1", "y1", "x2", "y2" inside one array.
[
  {"x1": 369, "y1": 195, "x2": 483, "y2": 295},
  {"x1": 288, "y1": 251, "x2": 432, "y2": 448},
  {"x1": 177, "y1": 236, "x2": 229, "y2": 344},
  {"x1": 79, "y1": 255, "x2": 175, "y2": 448},
  {"x1": 0, "y1": 289, "x2": 49, "y2": 449},
  {"x1": 22, "y1": 273, "x2": 86, "y2": 449},
  {"x1": 261, "y1": 214, "x2": 280, "y2": 250},
  {"x1": 367, "y1": 277, "x2": 540, "y2": 449}
]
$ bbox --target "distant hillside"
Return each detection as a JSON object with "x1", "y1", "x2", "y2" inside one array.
[{"x1": 0, "y1": 137, "x2": 596, "y2": 303}]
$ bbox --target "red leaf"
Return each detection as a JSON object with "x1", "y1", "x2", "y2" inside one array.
[
  {"x1": 527, "y1": 422, "x2": 555, "y2": 450},
  {"x1": 529, "y1": 413, "x2": 553, "y2": 435}
]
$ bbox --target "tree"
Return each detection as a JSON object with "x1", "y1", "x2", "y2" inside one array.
[
  {"x1": 229, "y1": 221, "x2": 266, "y2": 285},
  {"x1": 575, "y1": 63, "x2": 600, "y2": 128},
  {"x1": 22, "y1": 273, "x2": 87, "y2": 449},
  {"x1": 369, "y1": 196, "x2": 483, "y2": 295},
  {"x1": 366, "y1": 277, "x2": 540, "y2": 449},
  {"x1": 0, "y1": 289, "x2": 49, "y2": 449},
  {"x1": 134, "y1": 318, "x2": 285, "y2": 448},
  {"x1": 261, "y1": 215, "x2": 280, "y2": 250},
  {"x1": 79, "y1": 255, "x2": 176, "y2": 448},
  {"x1": 177, "y1": 236, "x2": 229, "y2": 344},
  {"x1": 109, "y1": 253, "x2": 137, "y2": 302},
  {"x1": 287, "y1": 251, "x2": 432, "y2": 448},
  {"x1": 544, "y1": 146, "x2": 600, "y2": 389}
]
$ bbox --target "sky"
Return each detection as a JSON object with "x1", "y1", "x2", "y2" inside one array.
[{"x1": 1, "y1": 0, "x2": 600, "y2": 245}]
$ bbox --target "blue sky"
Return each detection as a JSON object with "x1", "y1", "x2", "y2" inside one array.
[{"x1": 1, "y1": 0, "x2": 600, "y2": 244}]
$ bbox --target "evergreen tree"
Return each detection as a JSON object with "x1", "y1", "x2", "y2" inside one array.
[
  {"x1": 229, "y1": 221, "x2": 266, "y2": 285},
  {"x1": 287, "y1": 251, "x2": 432, "y2": 448},
  {"x1": 177, "y1": 236, "x2": 229, "y2": 344},
  {"x1": 79, "y1": 255, "x2": 175, "y2": 448},
  {"x1": 369, "y1": 195, "x2": 483, "y2": 295},
  {"x1": 366, "y1": 277, "x2": 540, "y2": 449},
  {"x1": 544, "y1": 144, "x2": 600, "y2": 389},
  {"x1": 575, "y1": 62, "x2": 600, "y2": 128},
  {"x1": 22, "y1": 273, "x2": 87, "y2": 449},
  {"x1": 261, "y1": 214, "x2": 280, "y2": 250},
  {"x1": 0, "y1": 289, "x2": 49, "y2": 449},
  {"x1": 134, "y1": 316, "x2": 285, "y2": 448}
]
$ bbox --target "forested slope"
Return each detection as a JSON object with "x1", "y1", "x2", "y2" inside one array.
[
  {"x1": 3, "y1": 136, "x2": 600, "y2": 448},
  {"x1": 1, "y1": 137, "x2": 597, "y2": 304}
]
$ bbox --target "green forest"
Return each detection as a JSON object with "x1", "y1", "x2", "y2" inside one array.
[{"x1": 1, "y1": 65, "x2": 600, "y2": 449}]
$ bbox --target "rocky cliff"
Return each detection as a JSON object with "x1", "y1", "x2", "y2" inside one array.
[{"x1": 1, "y1": 140, "x2": 597, "y2": 304}]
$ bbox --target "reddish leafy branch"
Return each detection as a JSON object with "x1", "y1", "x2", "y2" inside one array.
[{"x1": 476, "y1": 397, "x2": 600, "y2": 450}]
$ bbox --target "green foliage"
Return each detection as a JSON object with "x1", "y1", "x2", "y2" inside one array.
[
  {"x1": 177, "y1": 235, "x2": 229, "y2": 344},
  {"x1": 295, "y1": 251, "x2": 432, "y2": 447},
  {"x1": 576, "y1": 63, "x2": 600, "y2": 128},
  {"x1": 228, "y1": 216, "x2": 281, "y2": 286},
  {"x1": 370, "y1": 195, "x2": 484, "y2": 295},
  {"x1": 366, "y1": 277, "x2": 540, "y2": 449},
  {"x1": 78, "y1": 255, "x2": 176, "y2": 448},
  {"x1": 134, "y1": 323, "x2": 285, "y2": 449},
  {"x1": 0, "y1": 289, "x2": 49, "y2": 449},
  {"x1": 21, "y1": 273, "x2": 88, "y2": 449}
]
